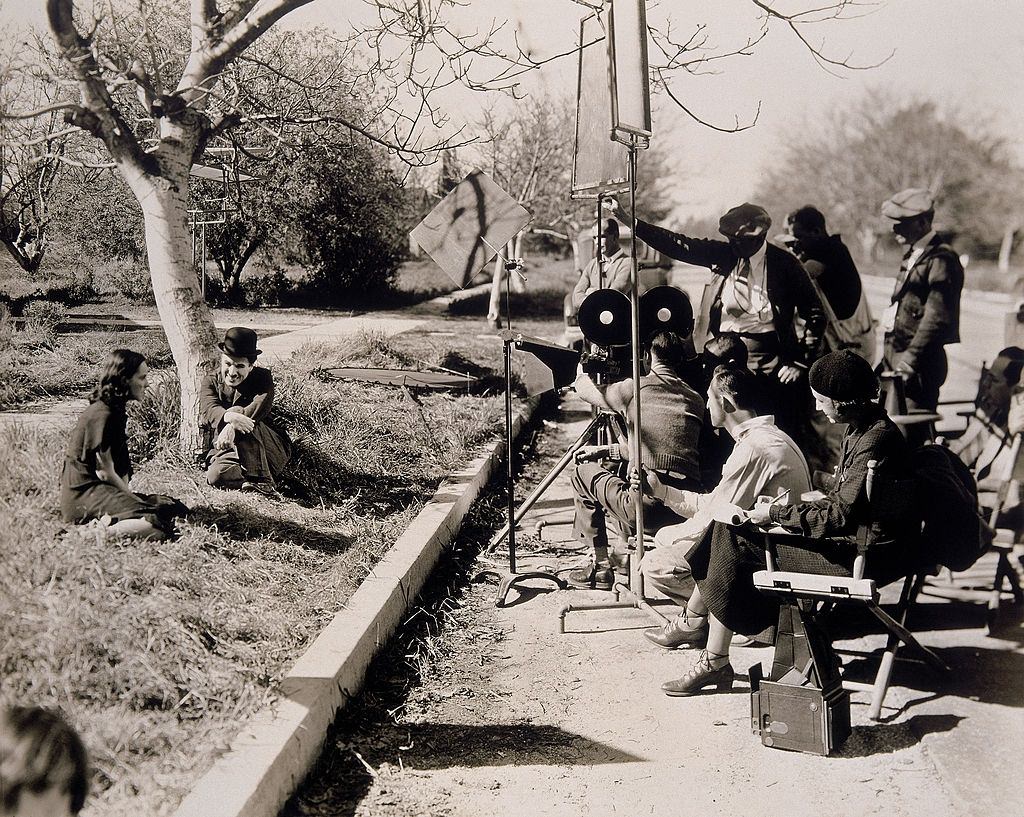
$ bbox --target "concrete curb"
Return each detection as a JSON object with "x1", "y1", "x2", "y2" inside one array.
[{"x1": 171, "y1": 398, "x2": 539, "y2": 817}]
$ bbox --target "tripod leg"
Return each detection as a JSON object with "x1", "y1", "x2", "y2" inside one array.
[{"x1": 486, "y1": 414, "x2": 604, "y2": 553}]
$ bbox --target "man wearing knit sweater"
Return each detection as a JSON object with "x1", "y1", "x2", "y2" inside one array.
[
  {"x1": 641, "y1": 364, "x2": 811, "y2": 649},
  {"x1": 568, "y1": 331, "x2": 705, "y2": 591}
]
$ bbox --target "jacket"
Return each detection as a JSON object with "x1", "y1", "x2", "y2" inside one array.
[
  {"x1": 635, "y1": 220, "x2": 825, "y2": 366},
  {"x1": 884, "y1": 236, "x2": 964, "y2": 369}
]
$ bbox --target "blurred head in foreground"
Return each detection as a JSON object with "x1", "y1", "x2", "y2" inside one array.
[{"x1": 0, "y1": 707, "x2": 88, "y2": 817}]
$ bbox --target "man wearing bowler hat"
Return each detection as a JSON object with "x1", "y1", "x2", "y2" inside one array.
[
  {"x1": 879, "y1": 188, "x2": 964, "y2": 411},
  {"x1": 200, "y1": 327, "x2": 292, "y2": 497},
  {"x1": 617, "y1": 200, "x2": 825, "y2": 451}
]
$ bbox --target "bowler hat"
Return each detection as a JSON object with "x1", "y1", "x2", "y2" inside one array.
[
  {"x1": 218, "y1": 326, "x2": 262, "y2": 358},
  {"x1": 718, "y1": 203, "x2": 772, "y2": 239},
  {"x1": 881, "y1": 188, "x2": 934, "y2": 219},
  {"x1": 809, "y1": 349, "x2": 878, "y2": 401}
]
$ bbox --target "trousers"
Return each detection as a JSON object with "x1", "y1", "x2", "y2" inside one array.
[{"x1": 571, "y1": 460, "x2": 689, "y2": 565}]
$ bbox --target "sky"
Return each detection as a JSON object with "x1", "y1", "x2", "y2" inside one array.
[
  {"x1": 283, "y1": 0, "x2": 1024, "y2": 221},
  {"x1": 3, "y1": 0, "x2": 1023, "y2": 222}
]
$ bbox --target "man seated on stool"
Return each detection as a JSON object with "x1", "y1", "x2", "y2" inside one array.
[
  {"x1": 567, "y1": 330, "x2": 705, "y2": 591},
  {"x1": 641, "y1": 364, "x2": 812, "y2": 648}
]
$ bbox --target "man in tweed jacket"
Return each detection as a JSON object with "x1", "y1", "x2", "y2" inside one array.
[{"x1": 879, "y1": 188, "x2": 964, "y2": 411}]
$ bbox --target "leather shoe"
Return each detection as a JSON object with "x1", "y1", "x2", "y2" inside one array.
[
  {"x1": 661, "y1": 651, "x2": 736, "y2": 696},
  {"x1": 566, "y1": 563, "x2": 614, "y2": 591},
  {"x1": 644, "y1": 613, "x2": 708, "y2": 649}
]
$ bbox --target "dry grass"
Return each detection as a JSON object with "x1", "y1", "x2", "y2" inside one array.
[
  {"x1": 0, "y1": 324, "x2": 173, "y2": 410},
  {"x1": 0, "y1": 327, "x2": 512, "y2": 817}
]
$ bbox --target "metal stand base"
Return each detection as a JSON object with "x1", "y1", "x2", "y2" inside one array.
[
  {"x1": 559, "y1": 579, "x2": 668, "y2": 632},
  {"x1": 475, "y1": 567, "x2": 568, "y2": 607}
]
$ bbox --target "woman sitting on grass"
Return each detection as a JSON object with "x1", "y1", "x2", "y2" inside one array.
[
  {"x1": 200, "y1": 327, "x2": 292, "y2": 498},
  {"x1": 60, "y1": 349, "x2": 188, "y2": 540}
]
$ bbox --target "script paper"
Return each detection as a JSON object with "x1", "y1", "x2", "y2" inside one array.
[{"x1": 410, "y1": 171, "x2": 531, "y2": 288}]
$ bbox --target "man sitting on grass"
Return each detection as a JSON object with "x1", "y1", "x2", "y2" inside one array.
[
  {"x1": 640, "y1": 364, "x2": 811, "y2": 648},
  {"x1": 201, "y1": 327, "x2": 292, "y2": 498}
]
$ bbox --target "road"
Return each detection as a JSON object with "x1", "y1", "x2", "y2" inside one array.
[{"x1": 671, "y1": 266, "x2": 1016, "y2": 406}]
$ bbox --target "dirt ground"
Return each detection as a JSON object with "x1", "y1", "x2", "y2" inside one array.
[{"x1": 283, "y1": 398, "x2": 1024, "y2": 817}]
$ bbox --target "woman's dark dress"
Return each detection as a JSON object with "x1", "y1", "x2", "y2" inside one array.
[
  {"x1": 684, "y1": 404, "x2": 921, "y2": 634},
  {"x1": 60, "y1": 400, "x2": 184, "y2": 531}
]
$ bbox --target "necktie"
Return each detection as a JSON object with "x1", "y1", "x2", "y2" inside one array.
[
  {"x1": 734, "y1": 257, "x2": 752, "y2": 313},
  {"x1": 893, "y1": 247, "x2": 913, "y2": 300}
]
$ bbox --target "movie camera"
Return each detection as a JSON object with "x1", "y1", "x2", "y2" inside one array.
[
  {"x1": 501, "y1": 284, "x2": 694, "y2": 400},
  {"x1": 576, "y1": 284, "x2": 695, "y2": 378}
]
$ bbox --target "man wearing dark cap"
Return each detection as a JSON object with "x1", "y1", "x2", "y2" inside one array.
[
  {"x1": 879, "y1": 188, "x2": 964, "y2": 411},
  {"x1": 200, "y1": 327, "x2": 292, "y2": 497},
  {"x1": 778, "y1": 206, "x2": 875, "y2": 362},
  {"x1": 571, "y1": 218, "x2": 632, "y2": 309},
  {"x1": 615, "y1": 200, "x2": 825, "y2": 447}
]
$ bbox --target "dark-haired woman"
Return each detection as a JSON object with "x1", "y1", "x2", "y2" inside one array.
[
  {"x1": 660, "y1": 350, "x2": 919, "y2": 697},
  {"x1": 59, "y1": 349, "x2": 187, "y2": 540}
]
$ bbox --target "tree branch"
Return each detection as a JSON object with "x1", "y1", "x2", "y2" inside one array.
[{"x1": 44, "y1": 0, "x2": 147, "y2": 168}]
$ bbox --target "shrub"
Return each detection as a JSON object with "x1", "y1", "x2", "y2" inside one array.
[
  {"x1": 94, "y1": 255, "x2": 155, "y2": 304},
  {"x1": 243, "y1": 268, "x2": 293, "y2": 307},
  {"x1": 21, "y1": 299, "x2": 68, "y2": 344}
]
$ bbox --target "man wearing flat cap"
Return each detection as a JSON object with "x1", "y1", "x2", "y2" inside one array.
[
  {"x1": 615, "y1": 199, "x2": 825, "y2": 446},
  {"x1": 879, "y1": 188, "x2": 964, "y2": 411}
]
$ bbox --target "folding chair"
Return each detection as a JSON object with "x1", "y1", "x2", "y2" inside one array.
[
  {"x1": 753, "y1": 460, "x2": 950, "y2": 721},
  {"x1": 976, "y1": 435, "x2": 1024, "y2": 629},
  {"x1": 934, "y1": 358, "x2": 1024, "y2": 630},
  {"x1": 937, "y1": 360, "x2": 1015, "y2": 479}
]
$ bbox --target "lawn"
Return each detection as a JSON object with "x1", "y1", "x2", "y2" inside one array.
[{"x1": 0, "y1": 258, "x2": 570, "y2": 817}]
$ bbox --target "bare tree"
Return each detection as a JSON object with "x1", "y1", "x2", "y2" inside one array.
[
  {"x1": 28, "y1": 0, "x2": 480, "y2": 455},
  {"x1": 756, "y1": 91, "x2": 1024, "y2": 262},
  {"x1": 0, "y1": 0, "x2": 878, "y2": 452}
]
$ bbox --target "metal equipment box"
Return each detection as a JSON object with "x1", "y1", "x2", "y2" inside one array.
[{"x1": 750, "y1": 666, "x2": 851, "y2": 756}]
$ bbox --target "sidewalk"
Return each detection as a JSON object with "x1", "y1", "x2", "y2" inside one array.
[{"x1": 345, "y1": 395, "x2": 1024, "y2": 817}]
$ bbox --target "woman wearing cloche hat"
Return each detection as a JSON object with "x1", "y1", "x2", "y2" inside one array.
[
  {"x1": 658, "y1": 350, "x2": 922, "y2": 698},
  {"x1": 199, "y1": 327, "x2": 292, "y2": 497}
]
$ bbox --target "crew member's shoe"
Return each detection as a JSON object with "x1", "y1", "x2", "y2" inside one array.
[
  {"x1": 661, "y1": 650, "x2": 735, "y2": 696},
  {"x1": 566, "y1": 562, "x2": 615, "y2": 591},
  {"x1": 644, "y1": 612, "x2": 709, "y2": 649}
]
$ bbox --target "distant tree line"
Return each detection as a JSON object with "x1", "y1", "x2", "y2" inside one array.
[{"x1": 756, "y1": 90, "x2": 1024, "y2": 267}]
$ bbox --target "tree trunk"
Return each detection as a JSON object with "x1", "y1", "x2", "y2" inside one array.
[
  {"x1": 132, "y1": 172, "x2": 218, "y2": 459},
  {"x1": 999, "y1": 225, "x2": 1017, "y2": 272},
  {"x1": 487, "y1": 249, "x2": 504, "y2": 326}
]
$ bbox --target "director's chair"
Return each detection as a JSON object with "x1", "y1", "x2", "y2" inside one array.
[{"x1": 753, "y1": 460, "x2": 949, "y2": 721}]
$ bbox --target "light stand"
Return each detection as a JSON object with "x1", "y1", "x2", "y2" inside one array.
[
  {"x1": 559, "y1": 133, "x2": 668, "y2": 632},
  {"x1": 475, "y1": 248, "x2": 567, "y2": 607}
]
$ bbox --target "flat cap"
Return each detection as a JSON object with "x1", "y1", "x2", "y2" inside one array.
[
  {"x1": 881, "y1": 188, "x2": 934, "y2": 219},
  {"x1": 718, "y1": 203, "x2": 772, "y2": 238}
]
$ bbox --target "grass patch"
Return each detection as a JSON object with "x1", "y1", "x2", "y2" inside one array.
[
  {"x1": 0, "y1": 324, "x2": 529, "y2": 817},
  {"x1": 0, "y1": 325, "x2": 173, "y2": 410}
]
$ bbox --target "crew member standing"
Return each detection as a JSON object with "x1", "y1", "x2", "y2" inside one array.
[
  {"x1": 619, "y1": 200, "x2": 825, "y2": 450},
  {"x1": 779, "y1": 206, "x2": 875, "y2": 362},
  {"x1": 879, "y1": 188, "x2": 964, "y2": 411},
  {"x1": 571, "y1": 218, "x2": 632, "y2": 309}
]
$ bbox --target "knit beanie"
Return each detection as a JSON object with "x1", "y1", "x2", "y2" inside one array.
[{"x1": 808, "y1": 349, "x2": 878, "y2": 401}]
